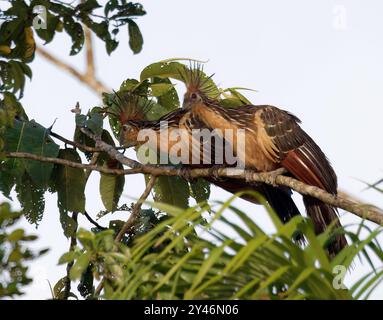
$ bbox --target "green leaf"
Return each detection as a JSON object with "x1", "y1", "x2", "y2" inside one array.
[
  {"x1": 224, "y1": 88, "x2": 253, "y2": 105},
  {"x1": 69, "y1": 252, "x2": 91, "y2": 280},
  {"x1": 58, "y1": 251, "x2": 77, "y2": 265},
  {"x1": 106, "y1": 39, "x2": 119, "y2": 55},
  {"x1": 149, "y1": 83, "x2": 174, "y2": 97},
  {"x1": 63, "y1": 18, "x2": 84, "y2": 55},
  {"x1": 100, "y1": 168, "x2": 125, "y2": 212},
  {"x1": 3, "y1": 119, "x2": 60, "y2": 187},
  {"x1": 190, "y1": 178, "x2": 211, "y2": 204},
  {"x1": 53, "y1": 277, "x2": 67, "y2": 299},
  {"x1": 86, "y1": 110, "x2": 103, "y2": 135},
  {"x1": 16, "y1": 173, "x2": 45, "y2": 225},
  {"x1": 78, "y1": 265, "x2": 94, "y2": 298},
  {"x1": 52, "y1": 149, "x2": 86, "y2": 213},
  {"x1": 140, "y1": 61, "x2": 185, "y2": 82},
  {"x1": 143, "y1": 101, "x2": 171, "y2": 121},
  {"x1": 153, "y1": 176, "x2": 189, "y2": 209},
  {"x1": 127, "y1": 19, "x2": 143, "y2": 54},
  {"x1": 76, "y1": 0, "x2": 101, "y2": 12},
  {"x1": 189, "y1": 240, "x2": 231, "y2": 293},
  {"x1": 19, "y1": 61, "x2": 32, "y2": 79},
  {"x1": 0, "y1": 19, "x2": 24, "y2": 44},
  {"x1": 0, "y1": 92, "x2": 28, "y2": 129},
  {"x1": 219, "y1": 97, "x2": 245, "y2": 108},
  {"x1": 119, "y1": 78, "x2": 140, "y2": 91},
  {"x1": 141, "y1": 60, "x2": 219, "y2": 98},
  {"x1": 34, "y1": 11, "x2": 59, "y2": 44},
  {"x1": 77, "y1": 228, "x2": 95, "y2": 250},
  {"x1": 75, "y1": 114, "x2": 87, "y2": 127},
  {"x1": 8, "y1": 60, "x2": 26, "y2": 97},
  {"x1": 7, "y1": 229, "x2": 25, "y2": 242},
  {"x1": 59, "y1": 210, "x2": 78, "y2": 238},
  {"x1": 0, "y1": 161, "x2": 20, "y2": 198},
  {"x1": 153, "y1": 77, "x2": 179, "y2": 111}
]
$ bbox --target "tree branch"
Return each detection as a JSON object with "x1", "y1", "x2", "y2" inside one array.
[
  {"x1": 6, "y1": 151, "x2": 134, "y2": 175},
  {"x1": 6, "y1": 149, "x2": 383, "y2": 226},
  {"x1": 84, "y1": 27, "x2": 95, "y2": 79},
  {"x1": 36, "y1": 46, "x2": 110, "y2": 95}
]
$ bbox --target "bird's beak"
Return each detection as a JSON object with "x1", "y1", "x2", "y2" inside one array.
[
  {"x1": 119, "y1": 135, "x2": 136, "y2": 148},
  {"x1": 120, "y1": 141, "x2": 136, "y2": 148}
]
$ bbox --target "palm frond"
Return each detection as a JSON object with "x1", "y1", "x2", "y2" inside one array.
[{"x1": 102, "y1": 194, "x2": 383, "y2": 300}]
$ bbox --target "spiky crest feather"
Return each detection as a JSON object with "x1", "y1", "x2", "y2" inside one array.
[
  {"x1": 179, "y1": 62, "x2": 218, "y2": 100},
  {"x1": 105, "y1": 90, "x2": 153, "y2": 124}
]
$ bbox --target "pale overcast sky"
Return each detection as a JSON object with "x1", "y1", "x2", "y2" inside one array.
[{"x1": 1, "y1": 0, "x2": 383, "y2": 299}]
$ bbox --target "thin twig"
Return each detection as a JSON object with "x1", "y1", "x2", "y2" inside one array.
[
  {"x1": 50, "y1": 131, "x2": 100, "y2": 153},
  {"x1": 83, "y1": 211, "x2": 106, "y2": 230},
  {"x1": 50, "y1": 130, "x2": 125, "y2": 152}
]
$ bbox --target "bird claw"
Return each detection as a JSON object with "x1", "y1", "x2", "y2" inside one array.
[
  {"x1": 244, "y1": 171, "x2": 253, "y2": 184},
  {"x1": 208, "y1": 165, "x2": 225, "y2": 182},
  {"x1": 180, "y1": 166, "x2": 194, "y2": 182},
  {"x1": 265, "y1": 168, "x2": 285, "y2": 187},
  {"x1": 266, "y1": 174, "x2": 278, "y2": 187}
]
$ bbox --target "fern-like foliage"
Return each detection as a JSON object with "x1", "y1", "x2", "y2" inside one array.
[{"x1": 62, "y1": 193, "x2": 383, "y2": 300}]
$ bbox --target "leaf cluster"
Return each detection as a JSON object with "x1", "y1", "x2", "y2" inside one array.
[
  {"x1": 0, "y1": 0, "x2": 146, "y2": 160},
  {"x1": 0, "y1": 202, "x2": 47, "y2": 297}
]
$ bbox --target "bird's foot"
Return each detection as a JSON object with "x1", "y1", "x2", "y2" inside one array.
[
  {"x1": 265, "y1": 168, "x2": 285, "y2": 187},
  {"x1": 180, "y1": 166, "x2": 194, "y2": 182},
  {"x1": 208, "y1": 165, "x2": 226, "y2": 182}
]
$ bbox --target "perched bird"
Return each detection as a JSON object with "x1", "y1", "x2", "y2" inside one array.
[
  {"x1": 181, "y1": 65, "x2": 347, "y2": 255},
  {"x1": 115, "y1": 92, "x2": 303, "y2": 229}
]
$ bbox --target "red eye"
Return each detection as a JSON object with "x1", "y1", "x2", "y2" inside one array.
[
  {"x1": 122, "y1": 125, "x2": 128, "y2": 132},
  {"x1": 191, "y1": 93, "x2": 197, "y2": 100}
]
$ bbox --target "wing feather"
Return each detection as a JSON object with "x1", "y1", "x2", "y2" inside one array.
[
  {"x1": 258, "y1": 106, "x2": 337, "y2": 194},
  {"x1": 256, "y1": 106, "x2": 346, "y2": 255}
]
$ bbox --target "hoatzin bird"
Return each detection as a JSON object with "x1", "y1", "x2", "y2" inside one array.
[
  {"x1": 181, "y1": 65, "x2": 347, "y2": 256},
  {"x1": 115, "y1": 92, "x2": 303, "y2": 234}
]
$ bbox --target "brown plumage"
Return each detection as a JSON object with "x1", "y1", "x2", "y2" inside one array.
[
  {"x1": 115, "y1": 92, "x2": 302, "y2": 227},
  {"x1": 182, "y1": 67, "x2": 347, "y2": 256}
]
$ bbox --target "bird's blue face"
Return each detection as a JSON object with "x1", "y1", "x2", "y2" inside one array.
[
  {"x1": 119, "y1": 122, "x2": 141, "y2": 147},
  {"x1": 182, "y1": 90, "x2": 203, "y2": 109}
]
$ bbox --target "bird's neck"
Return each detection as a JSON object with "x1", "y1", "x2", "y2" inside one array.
[{"x1": 192, "y1": 102, "x2": 234, "y2": 131}]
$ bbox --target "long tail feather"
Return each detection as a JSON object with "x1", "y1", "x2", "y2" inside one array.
[
  {"x1": 206, "y1": 177, "x2": 303, "y2": 235},
  {"x1": 303, "y1": 196, "x2": 347, "y2": 257},
  {"x1": 260, "y1": 184, "x2": 302, "y2": 223},
  {"x1": 281, "y1": 132, "x2": 347, "y2": 256}
]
